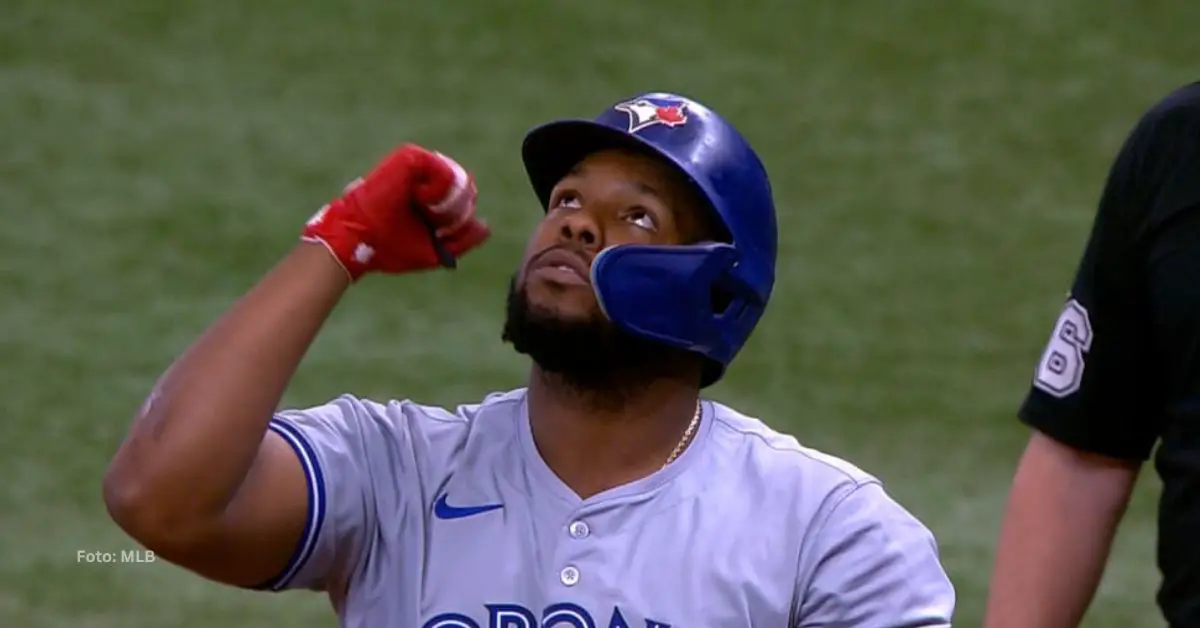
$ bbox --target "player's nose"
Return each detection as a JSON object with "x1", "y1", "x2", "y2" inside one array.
[{"x1": 557, "y1": 209, "x2": 602, "y2": 251}]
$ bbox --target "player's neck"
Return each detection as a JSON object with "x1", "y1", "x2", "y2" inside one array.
[{"x1": 525, "y1": 367, "x2": 701, "y2": 500}]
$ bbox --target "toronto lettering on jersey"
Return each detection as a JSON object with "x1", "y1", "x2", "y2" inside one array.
[{"x1": 422, "y1": 602, "x2": 671, "y2": 628}]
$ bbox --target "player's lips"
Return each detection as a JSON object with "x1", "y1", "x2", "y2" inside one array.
[{"x1": 529, "y1": 248, "x2": 591, "y2": 285}]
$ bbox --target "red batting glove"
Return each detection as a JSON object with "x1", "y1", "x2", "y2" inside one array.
[{"x1": 302, "y1": 144, "x2": 490, "y2": 281}]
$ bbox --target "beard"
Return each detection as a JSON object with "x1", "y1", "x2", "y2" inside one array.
[{"x1": 500, "y1": 275, "x2": 698, "y2": 411}]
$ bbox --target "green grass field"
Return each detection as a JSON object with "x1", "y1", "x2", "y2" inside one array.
[{"x1": 2, "y1": 1, "x2": 1195, "y2": 625}]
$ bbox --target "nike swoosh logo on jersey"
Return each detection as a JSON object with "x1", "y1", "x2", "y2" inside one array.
[{"x1": 433, "y1": 493, "x2": 504, "y2": 520}]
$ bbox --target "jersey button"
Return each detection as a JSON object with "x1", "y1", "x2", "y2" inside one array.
[
  {"x1": 560, "y1": 565, "x2": 580, "y2": 587},
  {"x1": 568, "y1": 520, "x2": 590, "y2": 539}
]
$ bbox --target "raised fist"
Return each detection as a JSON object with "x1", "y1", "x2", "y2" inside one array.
[{"x1": 302, "y1": 144, "x2": 490, "y2": 281}]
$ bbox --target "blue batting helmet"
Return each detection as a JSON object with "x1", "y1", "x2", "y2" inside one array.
[{"x1": 520, "y1": 92, "x2": 778, "y2": 387}]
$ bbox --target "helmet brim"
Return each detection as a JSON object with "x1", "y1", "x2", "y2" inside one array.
[{"x1": 521, "y1": 119, "x2": 716, "y2": 221}]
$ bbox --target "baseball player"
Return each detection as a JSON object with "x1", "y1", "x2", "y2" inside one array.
[{"x1": 104, "y1": 92, "x2": 956, "y2": 627}]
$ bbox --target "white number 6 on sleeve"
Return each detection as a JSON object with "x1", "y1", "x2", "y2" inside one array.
[{"x1": 1033, "y1": 298, "x2": 1094, "y2": 398}]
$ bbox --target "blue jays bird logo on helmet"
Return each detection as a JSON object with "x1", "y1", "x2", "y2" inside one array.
[
  {"x1": 613, "y1": 97, "x2": 690, "y2": 133},
  {"x1": 520, "y1": 91, "x2": 778, "y2": 387}
]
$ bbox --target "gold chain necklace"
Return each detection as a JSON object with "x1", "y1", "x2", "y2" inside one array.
[{"x1": 662, "y1": 400, "x2": 702, "y2": 469}]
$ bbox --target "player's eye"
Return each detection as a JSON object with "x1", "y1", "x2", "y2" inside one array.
[
  {"x1": 627, "y1": 208, "x2": 657, "y2": 231},
  {"x1": 553, "y1": 193, "x2": 581, "y2": 209}
]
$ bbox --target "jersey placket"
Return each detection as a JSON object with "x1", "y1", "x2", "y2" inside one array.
[{"x1": 554, "y1": 516, "x2": 592, "y2": 589}]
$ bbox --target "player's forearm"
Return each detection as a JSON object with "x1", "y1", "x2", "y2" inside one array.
[
  {"x1": 103, "y1": 242, "x2": 349, "y2": 541},
  {"x1": 983, "y1": 433, "x2": 1138, "y2": 627}
]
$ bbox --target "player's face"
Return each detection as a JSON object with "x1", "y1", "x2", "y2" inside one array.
[
  {"x1": 513, "y1": 148, "x2": 709, "y2": 322},
  {"x1": 501, "y1": 148, "x2": 713, "y2": 390}
]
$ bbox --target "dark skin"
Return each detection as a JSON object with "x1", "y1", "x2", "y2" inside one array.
[{"x1": 102, "y1": 146, "x2": 716, "y2": 592}]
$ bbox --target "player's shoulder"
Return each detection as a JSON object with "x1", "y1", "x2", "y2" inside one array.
[
  {"x1": 706, "y1": 400, "x2": 880, "y2": 490},
  {"x1": 278, "y1": 388, "x2": 527, "y2": 437},
  {"x1": 699, "y1": 401, "x2": 909, "y2": 541},
  {"x1": 384, "y1": 387, "x2": 527, "y2": 423}
]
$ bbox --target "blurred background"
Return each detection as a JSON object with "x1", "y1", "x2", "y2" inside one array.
[{"x1": 1, "y1": 0, "x2": 1194, "y2": 625}]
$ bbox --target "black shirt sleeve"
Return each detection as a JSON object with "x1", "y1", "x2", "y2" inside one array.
[{"x1": 1018, "y1": 82, "x2": 1200, "y2": 461}]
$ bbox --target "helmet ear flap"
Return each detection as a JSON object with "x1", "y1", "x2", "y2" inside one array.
[
  {"x1": 697, "y1": 270, "x2": 761, "y2": 388},
  {"x1": 591, "y1": 243, "x2": 738, "y2": 354}
]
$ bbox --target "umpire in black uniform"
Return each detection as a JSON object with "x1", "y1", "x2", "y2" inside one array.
[{"x1": 985, "y1": 81, "x2": 1200, "y2": 627}]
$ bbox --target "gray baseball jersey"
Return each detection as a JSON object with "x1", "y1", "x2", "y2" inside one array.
[{"x1": 260, "y1": 388, "x2": 955, "y2": 627}]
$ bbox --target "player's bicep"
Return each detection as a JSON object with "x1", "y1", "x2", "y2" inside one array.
[
  {"x1": 164, "y1": 429, "x2": 314, "y2": 589},
  {"x1": 207, "y1": 397, "x2": 386, "y2": 593}
]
